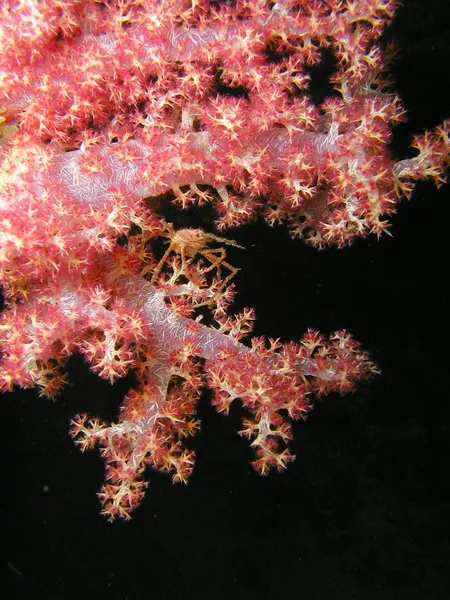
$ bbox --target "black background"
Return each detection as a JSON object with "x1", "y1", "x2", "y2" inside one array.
[{"x1": 1, "y1": 1, "x2": 450, "y2": 599}]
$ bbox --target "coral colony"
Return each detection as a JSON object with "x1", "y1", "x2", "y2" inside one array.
[{"x1": 0, "y1": 0, "x2": 448, "y2": 521}]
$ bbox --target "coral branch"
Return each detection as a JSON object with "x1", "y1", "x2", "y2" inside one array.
[{"x1": 0, "y1": 1, "x2": 448, "y2": 519}]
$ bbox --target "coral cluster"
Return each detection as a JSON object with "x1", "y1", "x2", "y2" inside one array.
[{"x1": 0, "y1": 1, "x2": 448, "y2": 519}]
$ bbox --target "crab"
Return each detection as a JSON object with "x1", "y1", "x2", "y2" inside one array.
[{"x1": 150, "y1": 223, "x2": 244, "y2": 290}]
